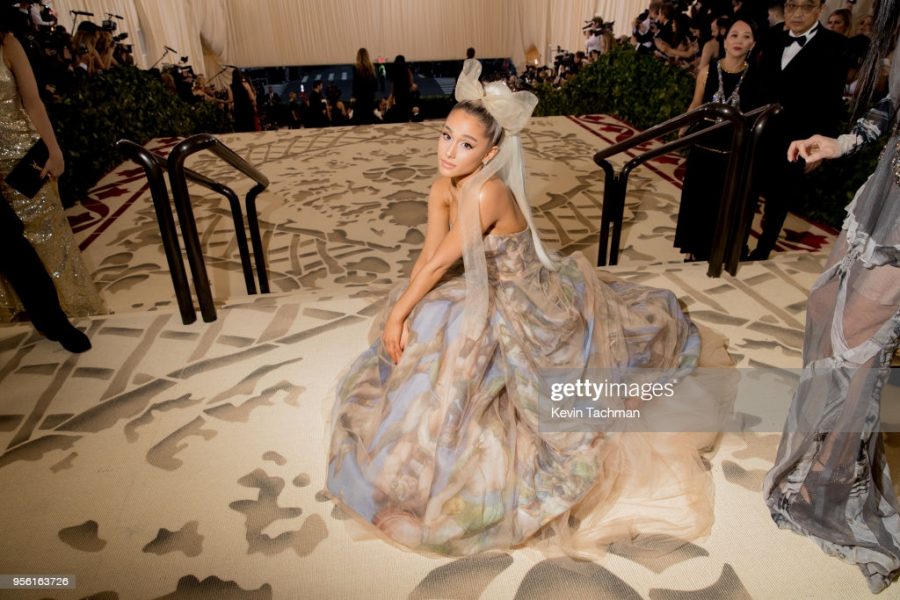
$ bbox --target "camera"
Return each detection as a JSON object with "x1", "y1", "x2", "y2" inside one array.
[
  {"x1": 101, "y1": 19, "x2": 116, "y2": 32},
  {"x1": 113, "y1": 32, "x2": 128, "y2": 43},
  {"x1": 583, "y1": 16, "x2": 614, "y2": 37},
  {"x1": 553, "y1": 46, "x2": 575, "y2": 70}
]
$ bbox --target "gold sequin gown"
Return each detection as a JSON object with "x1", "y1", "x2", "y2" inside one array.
[{"x1": 0, "y1": 45, "x2": 104, "y2": 321}]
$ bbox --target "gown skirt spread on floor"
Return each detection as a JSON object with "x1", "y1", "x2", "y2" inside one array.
[
  {"x1": 0, "y1": 45, "x2": 104, "y2": 321},
  {"x1": 326, "y1": 228, "x2": 733, "y2": 557}
]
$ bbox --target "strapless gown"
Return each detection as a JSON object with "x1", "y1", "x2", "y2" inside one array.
[{"x1": 326, "y1": 228, "x2": 732, "y2": 556}]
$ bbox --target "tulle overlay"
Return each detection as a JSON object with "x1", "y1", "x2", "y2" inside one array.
[
  {"x1": 762, "y1": 49, "x2": 900, "y2": 593},
  {"x1": 326, "y1": 229, "x2": 730, "y2": 557}
]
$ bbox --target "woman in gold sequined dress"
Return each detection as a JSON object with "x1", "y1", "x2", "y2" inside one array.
[{"x1": 0, "y1": 27, "x2": 104, "y2": 322}]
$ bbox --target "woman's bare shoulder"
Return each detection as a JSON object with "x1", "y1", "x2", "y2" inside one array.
[
  {"x1": 479, "y1": 176, "x2": 513, "y2": 204},
  {"x1": 430, "y1": 176, "x2": 453, "y2": 202}
]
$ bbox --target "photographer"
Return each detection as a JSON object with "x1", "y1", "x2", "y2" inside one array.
[
  {"x1": 71, "y1": 21, "x2": 99, "y2": 76},
  {"x1": 584, "y1": 16, "x2": 615, "y2": 55},
  {"x1": 634, "y1": 1, "x2": 663, "y2": 53},
  {"x1": 94, "y1": 30, "x2": 117, "y2": 72},
  {"x1": 112, "y1": 41, "x2": 133, "y2": 66},
  {"x1": 29, "y1": 1, "x2": 55, "y2": 30}
]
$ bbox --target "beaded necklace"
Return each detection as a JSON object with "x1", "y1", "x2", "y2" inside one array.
[{"x1": 711, "y1": 60, "x2": 748, "y2": 107}]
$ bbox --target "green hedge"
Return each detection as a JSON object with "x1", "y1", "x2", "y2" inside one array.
[
  {"x1": 533, "y1": 46, "x2": 695, "y2": 130},
  {"x1": 48, "y1": 65, "x2": 232, "y2": 205}
]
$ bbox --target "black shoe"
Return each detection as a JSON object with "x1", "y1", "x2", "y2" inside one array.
[
  {"x1": 44, "y1": 322, "x2": 92, "y2": 353},
  {"x1": 747, "y1": 248, "x2": 770, "y2": 261}
]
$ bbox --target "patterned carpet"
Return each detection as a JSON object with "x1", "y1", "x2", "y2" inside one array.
[{"x1": 0, "y1": 116, "x2": 889, "y2": 599}]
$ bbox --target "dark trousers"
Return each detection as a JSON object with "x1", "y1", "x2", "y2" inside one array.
[
  {"x1": 0, "y1": 196, "x2": 68, "y2": 331},
  {"x1": 754, "y1": 151, "x2": 806, "y2": 259}
]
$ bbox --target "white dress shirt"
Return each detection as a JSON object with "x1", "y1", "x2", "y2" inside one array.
[{"x1": 782, "y1": 22, "x2": 820, "y2": 70}]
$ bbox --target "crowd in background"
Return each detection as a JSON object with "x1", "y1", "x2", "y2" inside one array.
[
  {"x1": 6, "y1": 0, "x2": 137, "y2": 98},
  {"x1": 243, "y1": 49, "x2": 427, "y2": 132},
  {"x1": 7, "y1": 0, "x2": 888, "y2": 132},
  {"x1": 5, "y1": 1, "x2": 438, "y2": 132},
  {"x1": 5, "y1": 0, "x2": 236, "y2": 111},
  {"x1": 518, "y1": 0, "x2": 880, "y2": 95},
  {"x1": 632, "y1": 0, "x2": 876, "y2": 91}
]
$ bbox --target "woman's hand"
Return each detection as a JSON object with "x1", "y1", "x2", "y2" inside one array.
[
  {"x1": 40, "y1": 149, "x2": 64, "y2": 179},
  {"x1": 787, "y1": 135, "x2": 841, "y2": 166},
  {"x1": 382, "y1": 314, "x2": 409, "y2": 365}
]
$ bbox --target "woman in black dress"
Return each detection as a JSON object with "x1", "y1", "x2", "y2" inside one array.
[
  {"x1": 674, "y1": 18, "x2": 760, "y2": 261},
  {"x1": 352, "y1": 47, "x2": 377, "y2": 125},
  {"x1": 388, "y1": 54, "x2": 413, "y2": 122},
  {"x1": 230, "y1": 69, "x2": 258, "y2": 133}
]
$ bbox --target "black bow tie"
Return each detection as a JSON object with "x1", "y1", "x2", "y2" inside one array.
[{"x1": 784, "y1": 26, "x2": 817, "y2": 47}]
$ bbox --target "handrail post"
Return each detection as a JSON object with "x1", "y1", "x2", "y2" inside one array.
[
  {"x1": 725, "y1": 103, "x2": 783, "y2": 273},
  {"x1": 245, "y1": 183, "x2": 270, "y2": 293},
  {"x1": 596, "y1": 160, "x2": 616, "y2": 266},
  {"x1": 167, "y1": 139, "x2": 218, "y2": 322},
  {"x1": 116, "y1": 140, "x2": 196, "y2": 324},
  {"x1": 149, "y1": 152, "x2": 258, "y2": 295},
  {"x1": 706, "y1": 117, "x2": 746, "y2": 277},
  {"x1": 609, "y1": 167, "x2": 633, "y2": 265}
]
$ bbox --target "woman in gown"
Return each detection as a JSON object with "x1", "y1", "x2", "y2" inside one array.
[
  {"x1": 326, "y1": 60, "x2": 733, "y2": 557},
  {"x1": 763, "y1": 2, "x2": 900, "y2": 592},
  {"x1": 388, "y1": 55, "x2": 412, "y2": 123},
  {"x1": 674, "y1": 19, "x2": 760, "y2": 262},
  {"x1": 352, "y1": 48, "x2": 377, "y2": 126},
  {"x1": 0, "y1": 27, "x2": 104, "y2": 323},
  {"x1": 230, "y1": 70, "x2": 258, "y2": 133}
]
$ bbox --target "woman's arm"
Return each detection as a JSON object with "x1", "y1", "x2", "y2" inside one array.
[
  {"x1": 382, "y1": 181, "x2": 507, "y2": 363},
  {"x1": 654, "y1": 37, "x2": 674, "y2": 57},
  {"x1": 409, "y1": 181, "x2": 451, "y2": 280},
  {"x1": 789, "y1": 94, "x2": 897, "y2": 165},
  {"x1": 698, "y1": 40, "x2": 717, "y2": 73},
  {"x1": 668, "y1": 39, "x2": 699, "y2": 59},
  {"x1": 244, "y1": 81, "x2": 257, "y2": 106},
  {"x1": 689, "y1": 64, "x2": 708, "y2": 111},
  {"x1": 3, "y1": 35, "x2": 64, "y2": 179}
]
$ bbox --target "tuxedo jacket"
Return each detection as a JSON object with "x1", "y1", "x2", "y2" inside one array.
[{"x1": 758, "y1": 26, "x2": 849, "y2": 146}]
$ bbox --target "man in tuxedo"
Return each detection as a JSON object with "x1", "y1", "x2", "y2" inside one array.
[
  {"x1": 749, "y1": 0, "x2": 848, "y2": 260},
  {"x1": 305, "y1": 80, "x2": 328, "y2": 128}
]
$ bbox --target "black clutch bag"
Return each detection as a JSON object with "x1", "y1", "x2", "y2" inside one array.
[{"x1": 5, "y1": 139, "x2": 49, "y2": 198}]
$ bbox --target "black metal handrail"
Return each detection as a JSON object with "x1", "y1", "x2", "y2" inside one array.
[
  {"x1": 593, "y1": 103, "x2": 745, "y2": 275},
  {"x1": 145, "y1": 152, "x2": 259, "y2": 296},
  {"x1": 116, "y1": 140, "x2": 197, "y2": 324},
  {"x1": 166, "y1": 134, "x2": 270, "y2": 322},
  {"x1": 592, "y1": 102, "x2": 781, "y2": 277},
  {"x1": 725, "y1": 103, "x2": 784, "y2": 271},
  {"x1": 118, "y1": 134, "x2": 271, "y2": 324}
]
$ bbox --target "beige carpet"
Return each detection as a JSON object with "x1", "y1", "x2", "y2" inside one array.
[{"x1": 1, "y1": 117, "x2": 888, "y2": 599}]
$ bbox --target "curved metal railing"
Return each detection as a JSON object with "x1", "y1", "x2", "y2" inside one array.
[
  {"x1": 117, "y1": 134, "x2": 271, "y2": 324},
  {"x1": 592, "y1": 102, "x2": 781, "y2": 277}
]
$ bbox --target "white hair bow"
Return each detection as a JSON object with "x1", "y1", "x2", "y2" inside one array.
[{"x1": 454, "y1": 60, "x2": 538, "y2": 136}]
